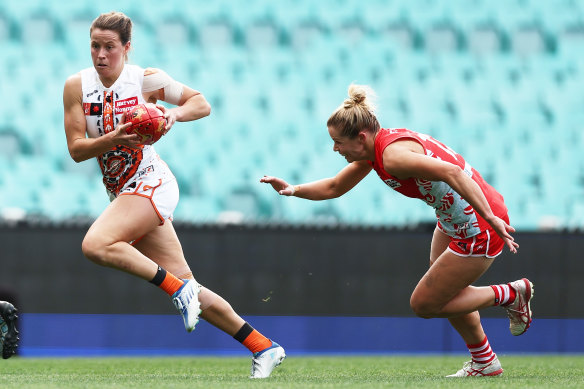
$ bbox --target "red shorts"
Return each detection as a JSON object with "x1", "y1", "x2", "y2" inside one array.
[{"x1": 447, "y1": 228, "x2": 505, "y2": 258}]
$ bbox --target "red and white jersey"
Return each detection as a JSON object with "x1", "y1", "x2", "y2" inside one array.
[
  {"x1": 369, "y1": 128, "x2": 507, "y2": 239},
  {"x1": 80, "y1": 64, "x2": 159, "y2": 196}
]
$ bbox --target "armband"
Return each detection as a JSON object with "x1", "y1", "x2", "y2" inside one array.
[{"x1": 142, "y1": 68, "x2": 184, "y2": 105}]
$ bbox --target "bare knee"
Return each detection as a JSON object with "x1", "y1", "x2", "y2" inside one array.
[
  {"x1": 410, "y1": 294, "x2": 441, "y2": 319},
  {"x1": 81, "y1": 232, "x2": 111, "y2": 267}
]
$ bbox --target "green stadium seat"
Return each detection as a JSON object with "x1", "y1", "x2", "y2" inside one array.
[
  {"x1": 175, "y1": 194, "x2": 221, "y2": 223},
  {"x1": 4, "y1": 0, "x2": 584, "y2": 229}
]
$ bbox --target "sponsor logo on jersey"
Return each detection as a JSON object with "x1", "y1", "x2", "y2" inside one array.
[
  {"x1": 383, "y1": 178, "x2": 401, "y2": 189},
  {"x1": 136, "y1": 165, "x2": 154, "y2": 178},
  {"x1": 114, "y1": 96, "x2": 139, "y2": 114}
]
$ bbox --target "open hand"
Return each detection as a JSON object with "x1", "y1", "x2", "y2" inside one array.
[
  {"x1": 260, "y1": 175, "x2": 295, "y2": 196},
  {"x1": 490, "y1": 216, "x2": 519, "y2": 254}
]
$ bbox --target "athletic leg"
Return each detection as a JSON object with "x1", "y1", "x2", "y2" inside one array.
[
  {"x1": 134, "y1": 221, "x2": 285, "y2": 377},
  {"x1": 82, "y1": 195, "x2": 162, "y2": 280},
  {"x1": 420, "y1": 228, "x2": 500, "y2": 377},
  {"x1": 133, "y1": 220, "x2": 246, "y2": 335},
  {"x1": 83, "y1": 195, "x2": 199, "y2": 331},
  {"x1": 412, "y1": 228, "x2": 496, "y2": 317},
  {"x1": 424, "y1": 228, "x2": 489, "y2": 344}
]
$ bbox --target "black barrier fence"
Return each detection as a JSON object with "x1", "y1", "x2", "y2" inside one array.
[{"x1": 0, "y1": 222, "x2": 582, "y2": 317}]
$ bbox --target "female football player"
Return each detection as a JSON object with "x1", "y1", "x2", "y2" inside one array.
[
  {"x1": 63, "y1": 11, "x2": 284, "y2": 378},
  {"x1": 261, "y1": 84, "x2": 533, "y2": 377}
]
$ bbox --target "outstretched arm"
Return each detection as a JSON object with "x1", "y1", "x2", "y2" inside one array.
[
  {"x1": 261, "y1": 161, "x2": 372, "y2": 200},
  {"x1": 383, "y1": 142, "x2": 518, "y2": 253}
]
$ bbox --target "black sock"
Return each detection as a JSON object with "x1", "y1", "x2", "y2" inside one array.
[
  {"x1": 149, "y1": 266, "x2": 166, "y2": 286},
  {"x1": 233, "y1": 322, "x2": 254, "y2": 343}
]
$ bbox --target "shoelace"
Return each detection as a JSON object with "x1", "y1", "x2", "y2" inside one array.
[
  {"x1": 251, "y1": 358, "x2": 262, "y2": 375},
  {"x1": 173, "y1": 286, "x2": 191, "y2": 311},
  {"x1": 174, "y1": 283, "x2": 193, "y2": 303},
  {"x1": 173, "y1": 297, "x2": 185, "y2": 311},
  {"x1": 174, "y1": 283, "x2": 202, "y2": 317},
  {"x1": 505, "y1": 296, "x2": 530, "y2": 324},
  {"x1": 463, "y1": 361, "x2": 492, "y2": 376}
]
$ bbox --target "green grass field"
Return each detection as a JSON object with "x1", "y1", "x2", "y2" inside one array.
[{"x1": 0, "y1": 355, "x2": 582, "y2": 388}]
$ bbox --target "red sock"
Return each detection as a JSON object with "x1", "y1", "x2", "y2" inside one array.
[
  {"x1": 490, "y1": 283, "x2": 516, "y2": 306},
  {"x1": 467, "y1": 336, "x2": 496, "y2": 364}
]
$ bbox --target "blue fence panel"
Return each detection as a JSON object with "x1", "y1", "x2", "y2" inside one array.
[{"x1": 18, "y1": 314, "x2": 584, "y2": 356}]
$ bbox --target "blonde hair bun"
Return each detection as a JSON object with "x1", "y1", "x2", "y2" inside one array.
[
  {"x1": 327, "y1": 83, "x2": 380, "y2": 138},
  {"x1": 344, "y1": 84, "x2": 376, "y2": 113}
]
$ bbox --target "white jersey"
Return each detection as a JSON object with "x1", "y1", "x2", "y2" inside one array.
[{"x1": 80, "y1": 64, "x2": 160, "y2": 196}]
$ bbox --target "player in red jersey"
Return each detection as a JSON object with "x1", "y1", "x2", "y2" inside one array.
[
  {"x1": 262, "y1": 84, "x2": 533, "y2": 377},
  {"x1": 63, "y1": 11, "x2": 284, "y2": 378}
]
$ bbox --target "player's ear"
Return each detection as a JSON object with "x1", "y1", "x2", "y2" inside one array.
[
  {"x1": 124, "y1": 41, "x2": 131, "y2": 58},
  {"x1": 358, "y1": 131, "x2": 368, "y2": 143}
]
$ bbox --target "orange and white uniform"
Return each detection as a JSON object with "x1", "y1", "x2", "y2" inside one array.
[
  {"x1": 81, "y1": 64, "x2": 178, "y2": 222},
  {"x1": 369, "y1": 128, "x2": 509, "y2": 258}
]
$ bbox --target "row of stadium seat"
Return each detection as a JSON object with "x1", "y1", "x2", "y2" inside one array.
[
  {"x1": 2, "y1": 0, "x2": 583, "y2": 29},
  {"x1": 1, "y1": 107, "x2": 581, "y2": 229},
  {"x1": 2, "y1": 0, "x2": 584, "y2": 58},
  {"x1": 1, "y1": 0, "x2": 583, "y2": 230}
]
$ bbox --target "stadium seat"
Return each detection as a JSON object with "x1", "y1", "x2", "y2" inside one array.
[
  {"x1": 175, "y1": 194, "x2": 221, "y2": 223},
  {"x1": 3, "y1": 0, "x2": 583, "y2": 230}
]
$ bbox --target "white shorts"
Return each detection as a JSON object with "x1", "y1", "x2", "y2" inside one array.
[{"x1": 110, "y1": 158, "x2": 179, "y2": 224}]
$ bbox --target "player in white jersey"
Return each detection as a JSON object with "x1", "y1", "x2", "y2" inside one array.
[{"x1": 63, "y1": 12, "x2": 284, "y2": 378}]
